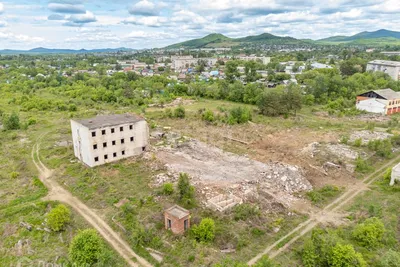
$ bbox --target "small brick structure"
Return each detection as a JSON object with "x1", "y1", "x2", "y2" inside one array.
[{"x1": 164, "y1": 205, "x2": 190, "y2": 234}]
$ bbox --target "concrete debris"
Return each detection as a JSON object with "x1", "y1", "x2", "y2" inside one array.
[
  {"x1": 301, "y1": 142, "x2": 320, "y2": 158},
  {"x1": 114, "y1": 198, "x2": 129, "y2": 208},
  {"x1": 354, "y1": 114, "x2": 390, "y2": 122},
  {"x1": 323, "y1": 162, "x2": 341, "y2": 170},
  {"x1": 15, "y1": 239, "x2": 32, "y2": 256},
  {"x1": 326, "y1": 144, "x2": 359, "y2": 160},
  {"x1": 55, "y1": 140, "x2": 70, "y2": 147},
  {"x1": 164, "y1": 97, "x2": 195, "y2": 108},
  {"x1": 157, "y1": 140, "x2": 312, "y2": 194},
  {"x1": 19, "y1": 222, "x2": 32, "y2": 231},
  {"x1": 350, "y1": 130, "x2": 393, "y2": 145}
]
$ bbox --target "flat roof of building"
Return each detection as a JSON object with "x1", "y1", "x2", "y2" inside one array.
[
  {"x1": 368, "y1": 60, "x2": 400, "y2": 67},
  {"x1": 73, "y1": 114, "x2": 144, "y2": 129},
  {"x1": 165, "y1": 205, "x2": 189, "y2": 219}
]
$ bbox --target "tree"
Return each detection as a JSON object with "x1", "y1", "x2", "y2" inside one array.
[
  {"x1": 244, "y1": 60, "x2": 257, "y2": 82},
  {"x1": 328, "y1": 244, "x2": 366, "y2": 267},
  {"x1": 177, "y1": 173, "x2": 194, "y2": 202},
  {"x1": 69, "y1": 229, "x2": 104, "y2": 266},
  {"x1": 257, "y1": 90, "x2": 285, "y2": 116},
  {"x1": 225, "y1": 61, "x2": 239, "y2": 83},
  {"x1": 302, "y1": 239, "x2": 317, "y2": 267},
  {"x1": 3, "y1": 112, "x2": 20, "y2": 130},
  {"x1": 191, "y1": 218, "x2": 215, "y2": 243},
  {"x1": 47, "y1": 204, "x2": 71, "y2": 231},
  {"x1": 352, "y1": 217, "x2": 385, "y2": 248},
  {"x1": 283, "y1": 84, "x2": 303, "y2": 115}
]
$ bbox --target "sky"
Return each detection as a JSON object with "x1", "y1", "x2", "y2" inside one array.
[{"x1": 0, "y1": 0, "x2": 399, "y2": 50}]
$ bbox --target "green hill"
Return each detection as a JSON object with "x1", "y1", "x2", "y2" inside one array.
[
  {"x1": 317, "y1": 29, "x2": 400, "y2": 46},
  {"x1": 165, "y1": 32, "x2": 307, "y2": 49}
]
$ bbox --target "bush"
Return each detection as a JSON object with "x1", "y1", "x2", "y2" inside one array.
[
  {"x1": 47, "y1": 204, "x2": 71, "y2": 231},
  {"x1": 10, "y1": 171, "x2": 19, "y2": 179},
  {"x1": 174, "y1": 106, "x2": 185, "y2": 118},
  {"x1": 379, "y1": 250, "x2": 400, "y2": 267},
  {"x1": 233, "y1": 204, "x2": 260, "y2": 221},
  {"x1": 3, "y1": 112, "x2": 20, "y2": 130},
  {"x1": 27, "y1": 117, "x2": 37, "y2": 126},
  {"x1": 302, "y1": 239, "x2": 317, "y2": 267},
  {"x1": 306, "y1": 185, "x2": 341, "y2": 205},
  {"x1": 328, "y1": 243, "x2": 366, "y2": 267},
  {"x1": 340, "y1": 135, "x2": 349, "y2": 144},
  {"x1": 383, "y1": 168, "x2": 392, "y2": 182},
  {"x1": 69, "y1": 229, "x2": 104, "y2": 266},
  {"x1": 227, "y1": 107, "x2": 252, "y2": 124},
  {"x1": 367, "y1": 139, "x2": 393, "y2": 158},
  {"x1": 161, "y1": 183, "x2": 174, "y2": 195},
  {"x1": 254, "y1": 255, "x2": 275, "y2": 267},
  {"x1": 165, "y1": 108, "x2": 173, "y2": 118},
  {"x1": 192, "y1": 218, "x2": 215, "y2": 243},
  {"x1": 352, "y1": 217, "x2": 385, "y2": 248},
  {"x1": 202, "y1": 109, "x2": 215, "y2": 123},
  {"x1": 355, "y1": 157, "x2": 373, "y2": 173},
  {"x1": 353, "y1": 138, "x2": 362, "y2": 147}
]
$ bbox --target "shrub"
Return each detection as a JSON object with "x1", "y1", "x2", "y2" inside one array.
[
  {"x1": 69, "y1": 229, "x2": 104, "y2": 266},
  {"x1": 254, "y1": 255, "x2": 275, "y2": 267},
  {"x1": 340, "y1": 135, "x2": 349, "y2": 144},
  {"x1": 233, "y1": 204, "x2": 260, "y2": 221},
  {"x1": 302, "y1": 239, "x2": 317, "y2": 267},
  {"x1": 367, "y1": 139, "x2": 393, "y2": 158},
  {"x1": 328, "y1": 243, "x2": 366, "y2": 267},
  {"x1": 383, "y1": 168, "x2": 392, "y2": 182},
  {"x1": 227, "y1": 107, "x2": 252, "y2": 124},
  {"x1": 27, "y1": 117, "x2": 37, "y2": 126},
  {"x1": 353, "y1": 138, "x2": 362, "y2": 147},
  {"x1": 192, "y1": 218, "x2": 215, "y2": 243},
  {"x1": 202, "y1": 109, "x2": 215, "y2": 123},
  {"x1": 352, "y1": 217, "x2": 385, "y2": 248},
  {"x1": 355, "y1": 157, "x2": 373, "y2": 173},
  {"x1": 10, "y1": 171, "x2": 19, "y2": 179},
  {"x1": 306, "y1": 185, "x2": 341, "y2": 205},
  {"x1": 165, "y1": 108, "x2": 173, "y2": 118},
  {"x1": 3, "y1": 112, "x2": 20, "y2": 130},
  {"x1": 47, "y1": 204, "x2": 71, "y2": 231},
  {"x1": 161, "y1": 183, "x2": 174, "y2": 195},
  {"x1": 174, "y1": 106, "x2": 185, "y2": 118},
  {"x1": 379, "y1": 250, "x2": 400, "y2": 267}
]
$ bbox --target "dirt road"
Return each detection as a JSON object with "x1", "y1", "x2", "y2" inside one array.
[
  {"x1": 31, "y1": 142, "x2": 153, "y2": 267},
  {"x1": 247, "y1": 155, "x2": 400, "y2": 265}
]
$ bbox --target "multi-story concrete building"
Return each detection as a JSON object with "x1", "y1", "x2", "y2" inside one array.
[
  {"x1": 71, "y1": 114, "x2": 149, "y2": 167},
  {"x1": 237, "y1": 56, "x2": 271, "y2": 65},
  {"x1": 367, "y1": 60, "x2": 400, "y2": 81},
  {"x1": 171, "y1": 55, "x2": 218, "y2": 70}
]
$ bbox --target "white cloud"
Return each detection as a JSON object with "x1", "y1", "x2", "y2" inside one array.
[
  {"x1": 0, "y1": 31, "x2": 44, "y2": 43},
  {"x1": 125, "y1": 30, "x2": 177, "y2": 40},
  {"x1": 0, "y1": 21, "x2": 7, "y2": 27},
  {"x1": 123, "y1": 16, "x2": 167, "y2": 27},
  {"x1": 128, "y1": 0, "x2": 160, "y2": 16},
  {"x1": 48, "y1": 3, "x2": 86, "y2": 14},
  {"x1": 0, "y1": 2, "x2": 4, "y2": 14}
]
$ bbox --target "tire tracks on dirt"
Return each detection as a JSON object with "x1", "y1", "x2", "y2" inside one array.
[
  {"x1": 31, "y1": 140, "x2": 153, "y2": 267},
  {"x1": 248, "y1": 155, "x2": 400, "y2": 265}
]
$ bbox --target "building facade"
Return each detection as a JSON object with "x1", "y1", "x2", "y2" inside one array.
[
  {"x1": 71, "y1": 114, "x2": 149, "y2": 167},
  {"x1": 356, "y1": 89, "x2": 400, "y2": 115},
  {"x1": 366, "y1": 60, "x2": 400, "y2": 81},
  {"x1": 164, "y1": 205, "x2": 190, "y2": 234}
]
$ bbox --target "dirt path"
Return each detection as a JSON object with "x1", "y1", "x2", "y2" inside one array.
[
  {"x1": 247, "y1": 155, "x2": 400, "y2": 265},
  {"x1": 31, "y1": 142, "x2": 153, "y2": 267}
]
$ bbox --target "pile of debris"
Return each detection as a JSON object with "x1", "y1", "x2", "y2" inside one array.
[
  {"x1": 156, "y1": 139, "x2": 312, "y2": 194},
  {"x1": 349, "y1": 130, "x2": 393, "y2": 144},
  {"x1": 326, "y1": 144, "x2": 359, "y2": 160},
  {"x1": 164, "y1": 97, "x2": 196, "y2": 108}
]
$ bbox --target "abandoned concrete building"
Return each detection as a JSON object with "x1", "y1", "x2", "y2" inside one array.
[
  {"x1": 70, "y1": 114, "x2": 149, "y2": 167},
  {"x1": 164, "y1": 205, "x2": 190, "y2": 234},
  {"x1": 366, "y1": 60, "x2": 400, "y2": 81},
  {"x1": 390, "y1": 162, "x2": 400, "y2": 186}
]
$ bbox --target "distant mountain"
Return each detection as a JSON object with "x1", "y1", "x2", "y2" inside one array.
[
  {"x1": 318, "y1": 29, "x2": 400, "y2": 45},
  {"x1": 0, "y1": 47, "x2": 135, "y2": 55},
  {"x1": 165, "y1": 32, "x2": 307, "y2": 49}
]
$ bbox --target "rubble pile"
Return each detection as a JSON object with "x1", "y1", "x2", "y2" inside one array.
[
  {"x1": 350, "y1": 130, "x2": 393, "y2": 144},
  {"x1": 326, "y1": 144, "x2": 359, "y2": 160},
  {"x1": 156, "y1": 139, "x2": 312, "y2": 194}
]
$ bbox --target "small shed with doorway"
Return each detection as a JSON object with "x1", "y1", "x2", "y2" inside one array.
[
  {"x1": 164, "y1": 205, "x2": 190, "y2": 234},
  {"x1": 390, "y1": 162, "x2": 400, "y2": 186}
]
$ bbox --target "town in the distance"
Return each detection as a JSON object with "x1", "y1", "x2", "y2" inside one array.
[{"x1": 2, "y1": 25, "x2": 400, "y2": 267}]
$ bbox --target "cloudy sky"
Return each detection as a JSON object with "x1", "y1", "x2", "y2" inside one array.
[{"x1": 0, "y1": 0, "x2": 399, "y2": 50}]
